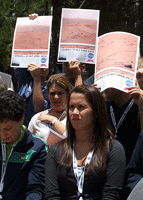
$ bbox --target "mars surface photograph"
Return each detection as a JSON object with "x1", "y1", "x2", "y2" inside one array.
[
  {"x1": 96, "y1": 32, "x2": 140, "y2": 75},
  {"x1": 58, "y1": 8, "x2": 99, "y2": 63},
  {"x1": 60, "y1": 8, "x2": 99, "y2": 45},
  {"x1": 13, "y1": 16, "x2": 52, "y2": 51},
  {"x1": 11, "y1": 16, "x2": 52, "y2": 68},
  {"x1": 14, "y1": 25, "x2": 50, "y2": 50}
]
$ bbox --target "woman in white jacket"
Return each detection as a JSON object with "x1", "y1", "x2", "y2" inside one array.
[{"x1": 28, "y1": 74, "x2": 71, "y2": 146}]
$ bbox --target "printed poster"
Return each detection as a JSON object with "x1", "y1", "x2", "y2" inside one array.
[
  {"x1": 94, "y1": 31, "x2": 140, "y2": 92},
  {"x1": 11, "y1": 16, "x2": 52, "y2": 68},
  {"x1": 58, "y1": 8, "x2": 100, "y2": 64}
]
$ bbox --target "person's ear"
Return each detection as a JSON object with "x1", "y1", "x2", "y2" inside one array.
[{"x1": 81, "y1": 64, "x2": 86, "y2": 73}]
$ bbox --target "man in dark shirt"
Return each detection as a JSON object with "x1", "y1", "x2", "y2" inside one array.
[{"x1": 104, "y1": 88, "x2": 141, "y2": 164}]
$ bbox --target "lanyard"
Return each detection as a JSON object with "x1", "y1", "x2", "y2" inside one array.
[
  {"x1": 0, "y1": 132, "x2": 21, "y2": 199},
  {"x1": 59, "y1": 110, "x2": 67, "y2": 120},
  {"x1": 110, "y1": 99, "x2": 134, "y2": 133},
  {"x1": 46, "y1": 109, "x2": 67, "y2": 120},
  {"x1": 73, "y1": 146, "x2": 93, "y2": 200}
]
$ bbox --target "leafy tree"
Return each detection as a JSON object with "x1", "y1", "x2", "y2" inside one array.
[{"x1": 0, "y1": 0, "x2": 46, "y2": 71}]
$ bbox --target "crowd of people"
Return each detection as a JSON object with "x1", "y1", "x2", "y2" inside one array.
[{"x1": 1, "y1": 13, "x2": 143, "y2": 200}]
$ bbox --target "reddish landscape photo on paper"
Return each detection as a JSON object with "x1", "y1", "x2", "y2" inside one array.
[
  {"x1": 14, "y1": 25, "x2": 50, "y2": 50},
  {"x1": 96, "y1": 32, "x2": 139, "y2": 76},
  {"x1": 61, "y1": 18, "x2": 97, "y2": 45}
]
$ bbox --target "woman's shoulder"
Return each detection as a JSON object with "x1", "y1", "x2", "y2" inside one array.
[
  {"x1": 109, "y1": 139, "x2": 126, "y2": 157},
  {"x1": 48, "y1": 140, "x2": 66, "y2": 157},
  {"x1": 28, "y1": 111, "x2": 43, "y2": 128},
  {"x1": 111, "y1": 138, "x2": 124, "y2": 148},
  {"x1": 107, "y1": 139, "x2": 126, "y2": 167},
  {"x1": 28, "y1": 110, "x2": 49, "y2": 132}
]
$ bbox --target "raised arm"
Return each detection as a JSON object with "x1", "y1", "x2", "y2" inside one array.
[
  {"x1": 64, "y1": 61, "x2": 86, "y2": 87},
  {"x1": 28, "y1": 63, "x2": 49, "y2": 113},
  {"x1": 127, "y1": 82, "x2": 143, "y2": 108},
  {"x1": 126, "y1": 81, "x2": 143, "y2": 130},
  {"x1": 68, "y1": 60, "x2": 84, "y2": 86}
]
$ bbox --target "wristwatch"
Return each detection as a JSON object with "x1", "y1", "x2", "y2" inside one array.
[{"x1": 50, "y1": 118, "x2": 59, "y2": 129}]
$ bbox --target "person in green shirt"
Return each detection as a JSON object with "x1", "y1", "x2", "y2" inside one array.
[{"x1": 0, "y1": 90, "x2": 48, "y2": 200}]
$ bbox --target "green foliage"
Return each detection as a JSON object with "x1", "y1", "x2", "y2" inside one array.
[
  {"x1": 0, "y1": 1, "x2": 14, "y2": 70},
  {"x1": 0, "y1": 0, "x2": 46, "y2": 71}
]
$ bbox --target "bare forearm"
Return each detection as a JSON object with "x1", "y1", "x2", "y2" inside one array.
[
  {"x1": 44, "y1": 117, "x2": 66, "y2": 136},
  {"x1": 74, "y1": 75, "x2": 83, "y2": 87},
  {"x1": 53, "y1": 120, "x2": 66, "y2": 136},
  {"x1": 38, "y1": 112, "x2": 66, "y2": 136},
  {"x1": 33, "y1": 77, "x2": 44, "y2": 113}
]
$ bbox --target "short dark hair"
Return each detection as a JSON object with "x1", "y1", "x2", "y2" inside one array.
[{"x1": 0, "y1": 90, "x2": 25, "y2": 123}]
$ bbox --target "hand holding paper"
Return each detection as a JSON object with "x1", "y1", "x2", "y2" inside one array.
[
  {"x1": 28, "y1": 63, "x2": 41, "y2": 78},
  {"x1": 29, "y1": 13, "x2": 38, "y2": 20},
  {"x1": 92, "y1": 83, "x2": 101, "y2": 91},
  {"x1": 68, "y1": 60, "x2": 83, "y2": 76},
  {"x1": 127, "y1": 80, "x2": 143, "y2": 108}
]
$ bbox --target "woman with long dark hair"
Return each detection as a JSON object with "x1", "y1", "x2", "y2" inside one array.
[{"x1": 45, "y1": 84, "x2": 126, "y2": 200}]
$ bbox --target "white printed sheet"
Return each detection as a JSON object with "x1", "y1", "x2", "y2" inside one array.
[
  {"x1": 58, "y1": 8, "x2": 100, "y2": 64},
  {"x1": 11, "y1": 16, "x2": 52, "y2": 68},
  {"x1": 94, "y1": 31, "x2": 140, "y2": 92}
]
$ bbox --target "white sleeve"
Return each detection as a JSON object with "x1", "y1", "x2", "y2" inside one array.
[
  {"x1": 62, "y1": 130, "x2": 67, "y2": 138},
  {"x1": 28, "y1": 112, "x2": 42, "y2": 134},
  {"x1": 28, "y1": 116, "x2": 35, "y2": 133},
  {"x1": 61, "y1": 117, "x2": 67, "y2": 138}
]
